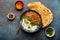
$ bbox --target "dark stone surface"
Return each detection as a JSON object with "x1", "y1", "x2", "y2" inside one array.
[{"x1": 0, "y1": 0, "x2": 60, "y2": 40}]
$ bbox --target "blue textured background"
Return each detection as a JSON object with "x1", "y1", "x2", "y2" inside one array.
[{"x1": 0, "y1": 0, "x2": 60, "y2": 40}]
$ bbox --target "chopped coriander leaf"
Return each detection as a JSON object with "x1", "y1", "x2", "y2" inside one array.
[
  {"x1": 30, "y1": 22, "x2": 36, "y2": 26},
  {"x1": 23, "y1": 17, "x2": 30, "y2": 21},
  {"x1": 46, "y1": 28, "x2": 53, "y2": 36},
  {"x1": 27, "y1": 18, "x2": 30, "y2": 21},
  {"x1": 23, "y1": 18, "x2": 30, "y2": 24},
  {"x1": 28, "y1": 26, "x2": 30, "y2": 28},
  {"x1": 33, "y1": 15, "x2": 36, "y2": 20}
]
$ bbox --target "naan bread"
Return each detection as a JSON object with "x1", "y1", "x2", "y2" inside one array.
[{"x1": 27, "y1": 2, "x2": 53, "y2": 28}]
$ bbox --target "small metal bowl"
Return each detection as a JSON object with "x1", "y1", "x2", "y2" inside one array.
[
  {"x1": 45, "y1": 27, "x2": 55, "y2": 37},
  {"x1": 15, "y1": 1, "x2": 24, "y2": 10},
  {"x1": 20, "y1": 10, "x2": 42, "y2": 33},
  {"x1": 7, "y1": 12, "x2": 15, "y2": 21}
]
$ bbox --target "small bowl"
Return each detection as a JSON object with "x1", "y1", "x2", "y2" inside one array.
[
  {"x1": 45, "y1": 27, "x2": 55, "y2": 37},
  {"x1": 20, "y1": 10, "x2": 42, "y2": 33},
  {"x1": 15, "y1": 1, "x2": 24, "y2": 10},
  {"x1": 7, "y1": 12, "x2": 15, "y2": 21}
]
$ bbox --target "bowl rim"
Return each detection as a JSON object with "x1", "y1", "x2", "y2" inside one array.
[{"x1": 20, "y1": 10, "x2": 43, "y2": 33}]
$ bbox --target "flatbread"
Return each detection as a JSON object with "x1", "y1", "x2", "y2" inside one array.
[{"x1": 27, "y1": 2, "x2": 53, "y2": 28}]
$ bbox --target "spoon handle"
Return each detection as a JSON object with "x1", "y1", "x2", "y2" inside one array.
[{"x1": 16, "y1": 27, "x2": 20, "y2": 34}]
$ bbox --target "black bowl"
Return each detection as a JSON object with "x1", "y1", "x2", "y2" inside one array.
[
  {"x1": 20, "y1": 10, "x2": 42, "y2": 33},
  {"x1": 15, "y1": 1, "x2": 24, "y2": 11}
]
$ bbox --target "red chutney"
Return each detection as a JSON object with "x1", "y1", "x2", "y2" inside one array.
[{"x1": 15, "y1": 1, "x2": 23, "y2": 10}]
